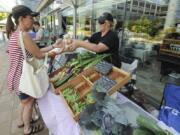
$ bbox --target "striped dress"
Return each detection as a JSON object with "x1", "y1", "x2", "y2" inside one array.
[{"x1": 7, "y1": 31, "x2": 32, "y2": 94}]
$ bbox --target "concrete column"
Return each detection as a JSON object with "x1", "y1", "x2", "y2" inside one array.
[
  {"x1": 72, "y1": 0, "x2": 78, "y2": 38},
  {"x1": 154, "y1": 2, "x2": 157, "y2": 17},
  {"x1": 164, "y1": 0, "x2": 179, "y2": 29},
  {"x1": 149, "y1": 3, "x2": 152, "y2": 16},
  {"x1": 137, "y1": 0, "x2": 139, "y2": 13},
  {"x1": 143, "y1": 0, "x2": 146, "y2": 15},
  {"x1": 130, "y1": 0, "x2": 133, "y2": 13}
]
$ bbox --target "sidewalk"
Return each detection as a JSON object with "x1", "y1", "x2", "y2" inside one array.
[{"x1": 0, "y1": 42, "x2": 48, "y2": 135}]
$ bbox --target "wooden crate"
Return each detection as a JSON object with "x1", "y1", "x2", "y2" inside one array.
[
  {"x1": 60, "y1": 94, "x2": 87, "y2": 121},
  {"x1": 55, "y1": 75, "x2": 93, "y2": 121},
  {"x1": 81, "y1": 67, "x2": 131, "y2": 95},
  {"x1": 49, "y1": 67, "x2": 67, "y2": 83},
  {"x1": 107, "y1": 66, "x2": 131, "y2": 95},
  {"x1": 53, "y1": 67, "x2": 130, "y2": 121},
  {"x1": 80, "y1": 68, "x2": 102, "y2": 83},
  {"x1": 56, "y1": 75, "x2": 93, "y2": 97}
]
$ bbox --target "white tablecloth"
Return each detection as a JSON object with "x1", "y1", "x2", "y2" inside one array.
[{"x1": 37, "y1": 89, "x2": 80, "y2": 135}]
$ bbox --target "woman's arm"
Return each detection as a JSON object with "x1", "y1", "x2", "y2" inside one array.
[
  {"x1": 23, "y1": 32, "x2": 61, "y2": 59},
  {"x1": 71, "y1": 40, "x2": 109, "y2": 53},
  {"x1": 40, "y1": 39, "x2": 62, "y2": 52}
]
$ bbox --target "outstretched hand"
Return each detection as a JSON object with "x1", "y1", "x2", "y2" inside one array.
[
  {"x1": 50, "y1": 38, "x2": 80, "y2": 54},
  {"x1": 66, "y1": 39, "x2": 80, "y2": 51}
]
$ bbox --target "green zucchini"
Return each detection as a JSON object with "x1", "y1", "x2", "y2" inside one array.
[
  {"x1": 133, "y1": 128, "x2": 154, "y2": 135},
  {"x1": 136, "y1": 115, "x2": 167, "y2": 135},
  {"x1": 54, "y1": 73, "x2": 73, "y2": 88}
]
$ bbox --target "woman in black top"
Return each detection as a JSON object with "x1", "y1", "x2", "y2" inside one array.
[{"x1": 68, "y1": 12, "x2": 121, "y2": 68}]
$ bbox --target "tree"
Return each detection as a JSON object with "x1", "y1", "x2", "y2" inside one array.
[
  {"x1": 0, "y1": 12, "x2": 8, "y2": 21},
  {"x1": 128, "y1": 17, "x2": 164, "y2": 37}
]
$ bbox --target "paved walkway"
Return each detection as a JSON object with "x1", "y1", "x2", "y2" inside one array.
[{"x1": 0, "y1": 42, "x2": 48, "y2": 135}]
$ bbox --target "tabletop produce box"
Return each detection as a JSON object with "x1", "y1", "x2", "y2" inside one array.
[
  {"x1": 51, "y1": 65, "x2": 130, "y2": 121},
  {"x1": 81, "y1": 66, "x2": 131, "y2": 95},
  {"x1": 55, "y1": 75, "x2": 93, "y2": 121}
]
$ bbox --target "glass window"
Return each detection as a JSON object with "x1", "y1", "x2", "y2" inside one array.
[
  {"x1": 139, "y1": 2, "x2": 145, "y2": 7},
  {"x1": 151, "y1": 5, "x2": 156, "y2": 9},
  {"x1": 146, "y1": 4, "x2": 150, "y2": 8},
  {"x1": 61, "y1": 7, "x2": 73, "y2": 35},
  {"x1": 133, "y1": 1, "x2": 138, "y2": 6},
  {"x1": 161, "y1": 6, "x2": 168, "y2": 12}
]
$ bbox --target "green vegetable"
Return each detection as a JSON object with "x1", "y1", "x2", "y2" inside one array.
[
  {"x1": 66, "y1": 52, "x2": 110, "y2": 74},
  {"x1": 54, "y1": 73, "x2": 73, "y2": 88},
  {"x1": 62, "y1": 87, "x2": 79, "y2": 103},
  {"x1": 62, "y1": 87, "x2": 74, "y2": 96},
  {"x1": 71, "y1": 101, "x2": 86, "y2": 114},
  {"x1": 85, "y1": 93, "x2": 95, "y2": 104},
  {"x1": 136, "y1": 115, "x2": 169, "y2": 135},
  {"x1": 133, "y1": 128, "x2": 154, "y2": 135}
]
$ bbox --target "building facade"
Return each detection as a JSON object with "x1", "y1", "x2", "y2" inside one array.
[
  {"x1": 164, "y1": 0, "x2": 180, "y2": 28},
  {"x1": 36, "y1": 0, "x2": 168, "y2": 38}
]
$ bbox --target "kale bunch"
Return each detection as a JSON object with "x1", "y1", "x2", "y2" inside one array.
[{"x1": 79, "y1": 84, "x2": 133, "y2": 135}]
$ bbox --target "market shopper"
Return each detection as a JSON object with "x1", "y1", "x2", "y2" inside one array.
[
  {"x1": 33, "y1": 21, "x2": 46, "y2": 48},
  {"x1": 67, "y1": 12, "x2": 121, "y2": 68},
  {"x1": 115, "y1": 21, "x2": 123, "y2": 49},
  {"x1": 6, "y1": 5, "x2": 62, "y2": 135}
]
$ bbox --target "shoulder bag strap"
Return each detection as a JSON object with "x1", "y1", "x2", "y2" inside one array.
[
  {"x1": 19, "y1": 31, "x2": 48, "y2": 65},
  {"x1": 44, "y1": 53, "x2": 48, "y2": 66},
  {"x1": 19, "y1": 31, "x2": 27, "y2": 61}
]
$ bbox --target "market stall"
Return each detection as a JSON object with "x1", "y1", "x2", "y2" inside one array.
[{"x1": 38, "y1": 50, "x2": 178, "y2": 135}]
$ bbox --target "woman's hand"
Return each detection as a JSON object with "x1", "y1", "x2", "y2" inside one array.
[
  {"x1": 68, "y1": 39, "x2": 80, "y2": 51},
  {"x1": 58, "y1": 39, "x2": 73, "y2": 53}
]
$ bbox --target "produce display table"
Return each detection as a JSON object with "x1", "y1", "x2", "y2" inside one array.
[
  {"x1": 48, "y1": 52, "x2": 130, "y2": 121},
  {"x1": 38, "y1": 90, "x2": 178, "y2": 135},
  {"x1": 38, "y1": 52, "x2": 178, "y2": 135}
]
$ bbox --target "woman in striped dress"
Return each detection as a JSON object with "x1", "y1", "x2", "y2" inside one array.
[{"x1": 6, "y1": 5, "x2": 62, "y2": 135}]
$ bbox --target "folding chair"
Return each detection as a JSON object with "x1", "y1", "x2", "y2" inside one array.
[
  {"x1": 158, "y1": 75, "x2": 180, "y2": 133},
  {"x1": 159, "y1": 75, "x2": 180, "y2": 110}
]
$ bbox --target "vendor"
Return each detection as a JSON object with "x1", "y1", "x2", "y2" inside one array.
[{"x1": 68, "y1": 12, "x2": 121, "y2": 68}]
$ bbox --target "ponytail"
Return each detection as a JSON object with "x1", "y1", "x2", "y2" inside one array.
[{"x1": 6, "y1": 13, "x2": 15, "y2": 39}]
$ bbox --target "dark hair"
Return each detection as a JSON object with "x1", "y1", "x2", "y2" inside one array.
[
  {"x1": 6, "y1": 13, "x2": 15, "y2": 39},
  {"x1": 115, "y1": 21, "x2": 123, "y2": 31},
  {"x1": 34, "y1": 21, "x2": 40, "y2": 26},
  {"x1": 6, "y1": 5, "x2": 39, "y2": 39}
]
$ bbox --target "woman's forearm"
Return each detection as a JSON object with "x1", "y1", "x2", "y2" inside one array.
[
  {"x1": 77, "y1": 40, "x2": 100, "y2": 52},
  {"x1": 40, "y1": 44, "x2": 54, "y2": 52}
]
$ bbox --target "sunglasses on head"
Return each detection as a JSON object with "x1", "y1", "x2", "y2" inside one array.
[{"x1": 98, "y1": 16, "x2": 106, "y2": 24}]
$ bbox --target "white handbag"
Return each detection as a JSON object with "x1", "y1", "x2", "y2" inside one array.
[{"x1": 19, "y1": 32, "x2": 49, "y2": 98}]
